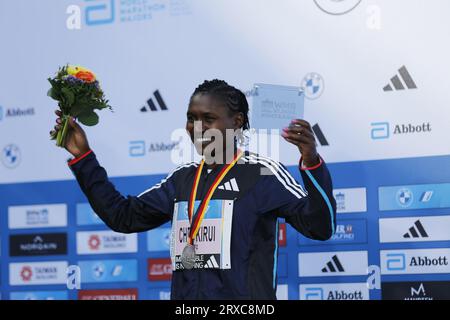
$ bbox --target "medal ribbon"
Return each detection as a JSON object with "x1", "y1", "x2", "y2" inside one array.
[{"x1": 187, "y1": 149, "x2": 243, "y2": 245}]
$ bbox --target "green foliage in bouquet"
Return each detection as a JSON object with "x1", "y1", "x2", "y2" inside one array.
[{"x1": 48, "y1": 65, "x2": 112, "y2": 147}]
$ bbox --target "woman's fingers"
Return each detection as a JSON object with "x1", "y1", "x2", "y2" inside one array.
[
  {"x1": 283, "y1": 126, "x2": 315, "y2": 140},
  {"x1": 282, "y1": 126, "x2": 316, "y2": 146},
  {"x1": 284, "y1": 137, "x2": 297, "y2": 145},
  {"x1": 68, "y1": 116, "x2": 79, "y2": 130},
  {"x1": 54, "y1": 111, "x2": 62, "y2": 130},
  {"x1": 290, "y1": 119, "x2": 312, "y2": 129},
  {"x1": 286, "y1": 127, "x2": 315, "y2": 139},
  {"x1": 283, "y1": 132, "x2": 314, "y2": 145},
  {"x1": 53, "y1": 110, "x2": 66, "y2": 130}
]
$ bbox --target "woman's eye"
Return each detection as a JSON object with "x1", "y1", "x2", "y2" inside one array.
[{"x1": 187, "y1": 116, "x2": 194, "y2": 122}]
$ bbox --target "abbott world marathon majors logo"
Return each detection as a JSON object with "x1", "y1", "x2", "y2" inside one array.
[
  {"x1": 76, "y1": 230, "x2": 137, "y2": 254},
  {"x1": 314, "y1": 0, "x2": 362, "y2": 15},
  {"x1": 66, "y1": 0, "x2": 192, "y2": 29}
]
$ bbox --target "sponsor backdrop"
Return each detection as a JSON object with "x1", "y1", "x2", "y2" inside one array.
[{"x1": 1, "y1": 0, "x2": 450, "y2": 300}]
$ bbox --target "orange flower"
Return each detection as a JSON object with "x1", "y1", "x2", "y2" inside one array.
[{"x1": 75, "y1": 70, "x2": 96, "y2": 83}]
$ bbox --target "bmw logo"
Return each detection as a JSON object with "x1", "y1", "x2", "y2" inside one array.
[
  {"x1": 92, "y1": 263, "x2": 105, "y2": 279},
  {"x1": 314, "y1": 0, "x2": 363, "y2": 16},
  {"x1": 301, "y1": 73, "x2": 325, "y2": 100},
  {"x1": 2, "y1": 144, "x2": 21, "y2": 169},
  {"x1": 396, "y1": 188, "x2": 414, "y2": 208}
]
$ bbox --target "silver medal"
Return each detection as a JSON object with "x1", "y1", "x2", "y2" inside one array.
[{"x1": 181, "y1": 244, "x2": 196, "y2": 269}]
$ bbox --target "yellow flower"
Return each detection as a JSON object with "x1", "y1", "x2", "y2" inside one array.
[{"x1": 67, "y1": 65, "x2": 96, "y2": 79}]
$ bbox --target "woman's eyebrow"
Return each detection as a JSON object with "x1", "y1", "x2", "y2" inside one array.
[
  {"x1": 187, "y1": 111, "x2": 217, "y2": 117},
  {"x1": 202, "y1": 112, "x2": 217, "y2": 117}
]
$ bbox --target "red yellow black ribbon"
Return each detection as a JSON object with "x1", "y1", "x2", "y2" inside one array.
[{"x1": 187, "y1": 150, "x2": 243, "y2": 245}]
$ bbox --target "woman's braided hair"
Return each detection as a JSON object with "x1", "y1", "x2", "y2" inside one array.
[{"x1": 190, "y1": 79, "x2": 250, "y2": 131}]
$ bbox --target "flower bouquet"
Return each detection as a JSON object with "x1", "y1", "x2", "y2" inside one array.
[{"x1": 48, "y1": 65, "x2": 112, "y2": 147}]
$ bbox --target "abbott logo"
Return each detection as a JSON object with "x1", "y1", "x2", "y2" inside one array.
[
  {"x1": 386, "y1": 253, "x2": 406, "y2": 271},
  {"x1": 85, "y1": 0, "x2": 115, "y2": 26},
  {"x1": 410, "y1": 256, "x2": 448, "y2": 267},
  {"x1": 66, "y1": 0, "x2": 115, "y2": 30},
  {"x1": 300, "y1": 283, "x2": 369, "y2": 300},
  {"x1": 314, "y1": 0, "x2": 362, "y2": 15},
  {"x1": 384, "y1": 252, "x2": 449, "y2": 272},
  {"x1": 305, "y1": 288, "x2": 324, "y2": 300},
  {"x1": 129, "y1": 140, "x2": 181, "y2": 157},
  {"x1": 371, "y1": 122, "x2": 432, "y2": 140},
  {"x1": 383, "y1": 66, "x2": 417, "y2": 92},
  {"x1": 371, "y1": 122, "x2": 390, "y2": 140},
  {"x1": 129, "y1": 141, "x2": 146, "y2": 157}
]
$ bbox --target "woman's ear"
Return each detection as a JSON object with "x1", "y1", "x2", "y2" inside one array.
[{"x1": 234, "y1": 112, "x2": 245, "y2": 130}]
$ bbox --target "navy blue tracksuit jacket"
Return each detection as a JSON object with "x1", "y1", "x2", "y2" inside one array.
[{"x1": 69, "y1": 150, "x2": 336, "y2": 299}]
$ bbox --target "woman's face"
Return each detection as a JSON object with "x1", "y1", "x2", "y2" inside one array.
[{"x1": 186, "y1": 93, "x2": 243, "y2": 157}]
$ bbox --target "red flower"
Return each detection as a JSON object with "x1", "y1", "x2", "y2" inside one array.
[{"x1": 75, "y1": 70, "x2": 96, "y2": 83}]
